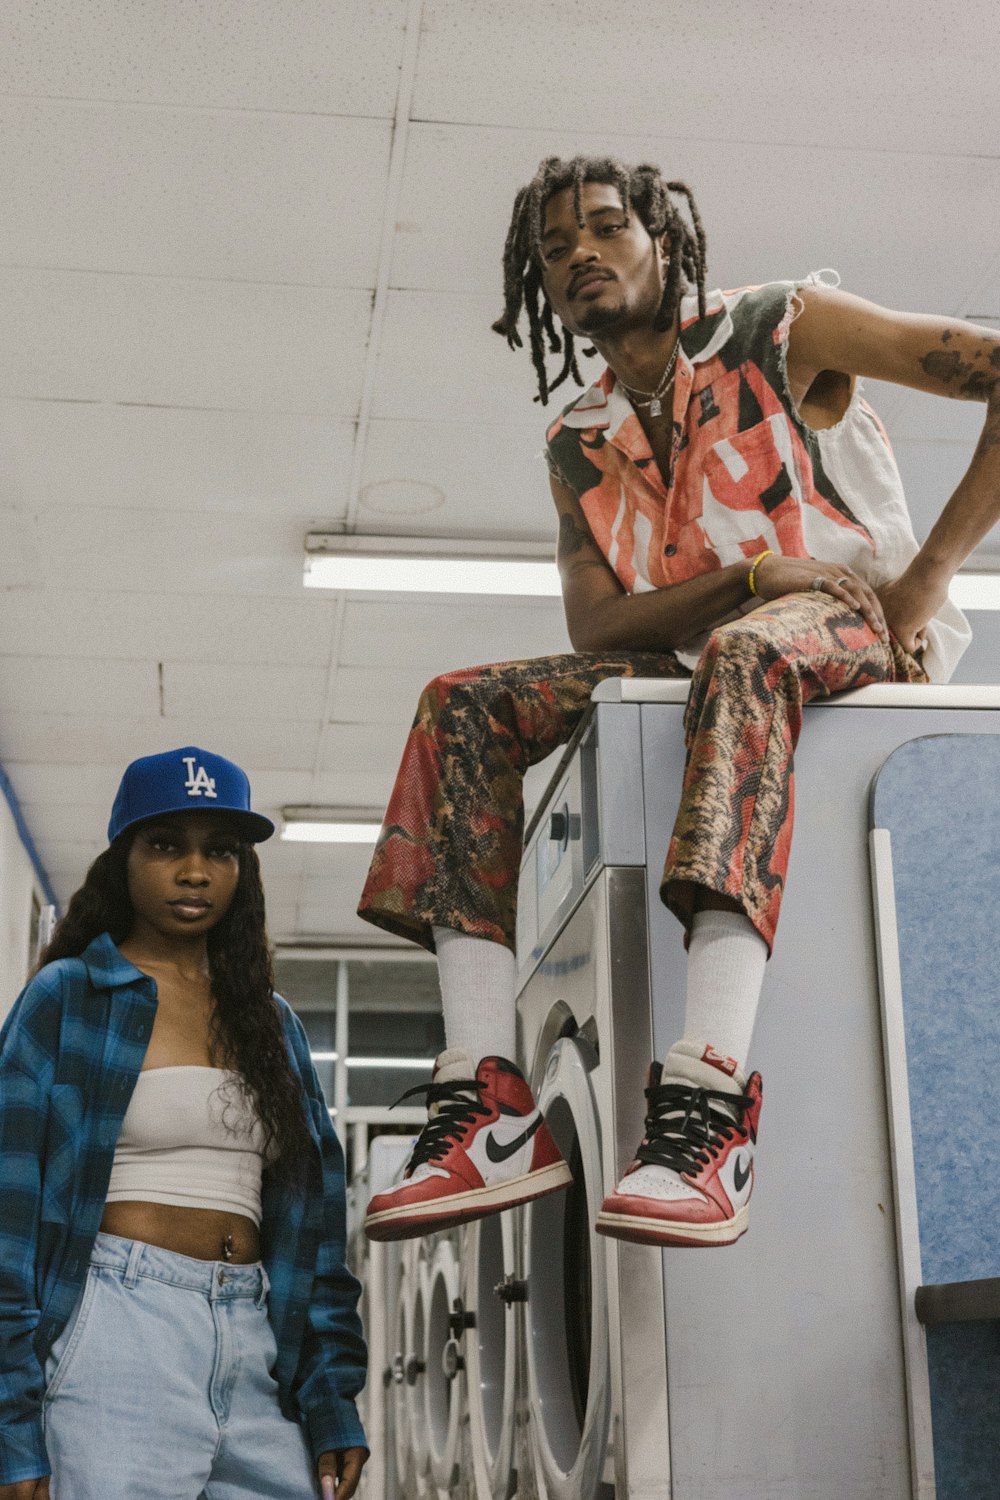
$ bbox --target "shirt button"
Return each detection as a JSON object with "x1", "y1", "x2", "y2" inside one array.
[{"x1": 664, "y1": 543, "x2": 677, "y2": 556}]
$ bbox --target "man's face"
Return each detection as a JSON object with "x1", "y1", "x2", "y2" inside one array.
[{"x1": 539, "y1": 180, "x2": 666, "y2": 339}]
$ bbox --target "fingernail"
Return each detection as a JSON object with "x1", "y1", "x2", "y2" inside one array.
[{"x1": 321, "y1": 1477, "x2": 336, "y2": 1500}]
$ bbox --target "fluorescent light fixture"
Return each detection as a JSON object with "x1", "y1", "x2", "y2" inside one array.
[
  {"x1": 282, "y1": 821, "x2": 381, "y2": 844},
  {"x1": 304, "y1": 532, "x2": 561, "y2": 597},
  {"x1": 345, "y1": 1057, "x2": 435, "y2": 1070},
  {"x1": 950, "y1": 572, "x2": 1000, "y2": 610},
  {"x1": 281, "y1": 808, "x2": 382, "y2": 844},
  {"x1": 309, "y1": 1051, "x2": 340, "y2": 1062}
]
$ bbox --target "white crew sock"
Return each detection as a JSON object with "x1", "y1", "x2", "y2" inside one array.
[
  {"x1": 432, "y1": 927, "x2": 517, "y2": 1066},
  {"x1": 673, "y1": 908, "x2": 768, "y2": 1083}
]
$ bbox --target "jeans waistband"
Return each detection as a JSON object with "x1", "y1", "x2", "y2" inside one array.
[{"x1": 90, "y1": 1231, "x2": 269, "y2": 1305}]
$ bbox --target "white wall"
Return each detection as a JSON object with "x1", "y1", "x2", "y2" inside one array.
[{"x1": 0, "y1": 793, "x2": 40, "y2": 1024}]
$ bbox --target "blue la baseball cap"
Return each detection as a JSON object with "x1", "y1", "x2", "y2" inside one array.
[{"x1": 108, "y1": 746, "x2": 275, "y2": 845}]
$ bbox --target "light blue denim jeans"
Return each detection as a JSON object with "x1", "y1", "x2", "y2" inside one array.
[{"x1": 43, "y1": 1232, "x2": 319, "y2": 1499}]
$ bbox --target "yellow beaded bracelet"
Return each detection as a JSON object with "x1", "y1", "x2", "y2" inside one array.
[{"x1": 747, "y1": 549, "x2": 774, "y2": 597}]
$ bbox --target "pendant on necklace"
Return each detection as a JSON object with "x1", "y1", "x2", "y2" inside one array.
[{"x1": 649, "y1": 398, "x2": 662, "y2": 418}]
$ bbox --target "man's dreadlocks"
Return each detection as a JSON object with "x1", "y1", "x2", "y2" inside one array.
[{"x1": 493, "y1": 155, "x2": 708, "y2": 405}]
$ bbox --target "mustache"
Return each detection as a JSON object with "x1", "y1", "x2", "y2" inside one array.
[{"x1": 568, "y1": 268, "x2": 616, "y2": 297}]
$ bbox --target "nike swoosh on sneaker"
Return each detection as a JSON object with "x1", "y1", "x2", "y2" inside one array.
[
  {"x1": 733, "y1": 1155, "x2": 751, "y2": 1193},
  {"x1": 484, "y1": 1113, "x2": 544, "y2": 1164}
]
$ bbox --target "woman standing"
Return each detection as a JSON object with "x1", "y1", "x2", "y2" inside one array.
[{"x1": 0, "y1": 747, "x2": 368, "y2": 1500}]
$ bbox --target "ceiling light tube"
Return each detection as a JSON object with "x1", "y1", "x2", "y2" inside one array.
[
  {"x1": 281, "y1": 808, "x2": 383, "y2": 844},
  {"x1": 345, "y1": 1057, "x2": 434, "y2": 1070},
  {"x1": 304, "y1": 532, "x2": 561, "y2": 597}
]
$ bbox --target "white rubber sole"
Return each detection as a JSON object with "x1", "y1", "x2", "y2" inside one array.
[
  {"x1": 595, "y1": 1202, "x2": 749, "y2": 1248},
  {"x1": 364, "y1": 1159, "x2": 573, "y2": 1241}
]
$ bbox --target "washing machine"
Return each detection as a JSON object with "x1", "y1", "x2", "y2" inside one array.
[
  {"x1": 516, "y1": 704, "x2": 667, "y2": 1500},
  {"x1": 463, "y1": 1211, "x2": 519, "y2": 1500},
  {"x1": 422, "y1": 1230, "x2": 471, "y2": 1498},
  {"x1": 514, "y1": 676, "x2": 1000, "y2": 1500},
  {"x1": 352, "y1": 1134, "x2": 418, "y2": 1500}
]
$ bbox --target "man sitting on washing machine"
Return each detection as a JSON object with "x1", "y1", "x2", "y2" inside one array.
[{"x1": 360, "y1": 154, "x2": 994, "y2": 1250}]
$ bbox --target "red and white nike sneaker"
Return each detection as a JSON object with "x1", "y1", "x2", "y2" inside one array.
[
  {"x1": 363, "y1": 1049, "x2": 572, "y2": 1242},
  {"x1": 596, "y1": 1041, "x2": 763, "y2": 1248}
]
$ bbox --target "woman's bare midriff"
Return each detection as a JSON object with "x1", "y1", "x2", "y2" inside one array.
[{"x1": 99, "y1": 1201, "x2": 261, "y2": 1263}]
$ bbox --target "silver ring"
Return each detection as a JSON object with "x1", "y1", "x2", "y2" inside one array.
[
  {"x1": 810, "y1": 576, "x2": 825, "y2": 591},
  {"x1": 834, "y1": 576, "x2": 850, "y2": 587}
]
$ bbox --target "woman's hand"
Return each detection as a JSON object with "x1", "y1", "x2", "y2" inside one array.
[
  {"x1": 318, "y1": 1446, "x2": 368, "y2": 1499},
  {"x1": 0, "y1": 1477, "x2": 50, "y2": 1499},
  {"x1": 752, "y1": 555, "x2": 890, "y2": 642}
]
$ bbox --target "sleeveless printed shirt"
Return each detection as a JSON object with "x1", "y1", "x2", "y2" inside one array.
[{"x1": 545, "y1": 276, "x2": 970, "y2": 682}]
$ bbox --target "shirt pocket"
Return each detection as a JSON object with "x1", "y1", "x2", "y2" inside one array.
[{"x1": 701, "y1": 418, "x2": 803, "y2": 555}]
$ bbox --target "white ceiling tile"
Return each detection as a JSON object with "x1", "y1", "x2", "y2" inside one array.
[
  {"x1": 3, "y1": 761, "x2": 123, "y2": 807},
  {"x1": 391, "y1": 124, "x2": 1000, "y2": 316},
  {"x1": 307, "y1": 770, "x2": 399, "y2": 808},
  {"x1": 0, "y1": 401, "x2": 354, "y2": 518},
  {"x1": 360, "y1": 419, "x2": 554, "y2": 538},
  {"x1": 32, "y1": 508, "x2": 305, "y2": 598},
  {"x1": 296, "y1": 906, "x2": 378, "y2": 941},
  {"x1": 373, "y1": 290, "x2": 547, "y2": 422},
  {"x1": 317, "y1": 722, "x2": 413, "y2": 777},
  {"x1": 327, "y1": 665, "x2": 430, "y2": 725},
  {"x1": 35, "y1": 837, "x2": 104, "y2": 872},
  {"x1": 164, "y1": 661, "x2": 330, "y2": 722},
  {"x1": 413, "y1": 0, "x2": 999, "y2": 155},
  {"x1": 0, "y1": 101, "x2": 391, "y2": 287},
  {"x1": 18, "y1": 802, "x2": 107, "y2": 843},
  {"x1": 338, "y1": 597, "x2": 571, "y2": 673},
  {"x1": 0, "y1": 589, "x2": 338, "y2": 666},
  {"x1": 243, "y1": 769, "x2": 316, "y2": 807},
  {"x1": 1, "y1": 0, "x2": 408, "y2": 116},
  {"x1": 257, "y1": 838, "x2": 308, "y2": 882},
  {"x1": 0, "y1": 714, "x2": 321, "y2": 772},
  {"x1": 0, "y1": 269, "x2": 371, "y2": 414},
  {"x1": 0, "y1": 655, "x2": 157, "y2": 717}
]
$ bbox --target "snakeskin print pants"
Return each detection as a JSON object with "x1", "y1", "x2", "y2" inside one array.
[{"x1": 357, "y1": 593, "x2": 926, "y2": 955}]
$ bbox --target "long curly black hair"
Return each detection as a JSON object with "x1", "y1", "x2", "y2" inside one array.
[
  {"x1": 38, "y1": 832, "x2": 312, "y2": 1190},
  {"x1": 493, "y1": 154, "x2": 708, "y2": 405}
]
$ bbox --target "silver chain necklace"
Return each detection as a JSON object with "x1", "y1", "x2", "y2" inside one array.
[{"x1": 618, "y1": 339, "x2": 680, "y2": 418}]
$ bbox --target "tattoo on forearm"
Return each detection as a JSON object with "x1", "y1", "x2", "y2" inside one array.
[
  {"x1": 974, "y1": 403, "x2": 1000, "y2": 458},
  {"x1": 557, "y1": 513, "x2": 593, "y2": 559},
  {"x1": 920, "y1": 330, "x2": 1000, "y2": 400}
]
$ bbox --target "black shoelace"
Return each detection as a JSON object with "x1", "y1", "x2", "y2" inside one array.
[
  {"x1": 393, "y1": 1077, "x2": 490, "y2": 1171},
  {"x1": 635, "y1": 1071, "x2": 750, "y2": 1177}
]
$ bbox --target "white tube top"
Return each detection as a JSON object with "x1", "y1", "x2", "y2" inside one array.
[{"x1": 106, "y1": 1067, "x2": 267, "y2": 1226}]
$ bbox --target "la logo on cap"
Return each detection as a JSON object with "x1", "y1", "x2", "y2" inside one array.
[{"x1": 182, "y1": 755, "x2": 218, "y2": 800}]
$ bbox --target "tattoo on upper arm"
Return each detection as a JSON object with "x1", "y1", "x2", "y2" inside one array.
[
  {"x1": 557, "y1": 512, "x2": 594, "y2": 560},
  {"x1": 920, "y1": 331, "x2": 1000, "y2": 400}
]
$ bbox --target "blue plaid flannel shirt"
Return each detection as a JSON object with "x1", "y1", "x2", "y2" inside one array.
[{"x1": 0, "y1": 932, "x2": 367, "y2": 1486}]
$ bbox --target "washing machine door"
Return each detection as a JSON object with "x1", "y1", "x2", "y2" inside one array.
[
  {"x1": 524, "y1": 1035, "x2": 611, "y2": 1500},
  {"x1": 424, "y1": 1235, "x2": 466, "y2": 1492},
  {"x1": 406, "y1": 1246, "x2": 432, "y2": 1493},
  {"x1": 390, "y1": 1247, "x2": 414, "y2": 1495},
  {"x1": 465, "y1": 1211, "x2": 518, "y2": 1500}
]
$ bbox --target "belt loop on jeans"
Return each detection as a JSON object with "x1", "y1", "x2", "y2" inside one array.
[
  {"x1": 256, "y1": 1265, "x2": 271, "y2": 1310},
  {"x1": 123, "y1": 1239, "x2": 145, "y2": 1288}
]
